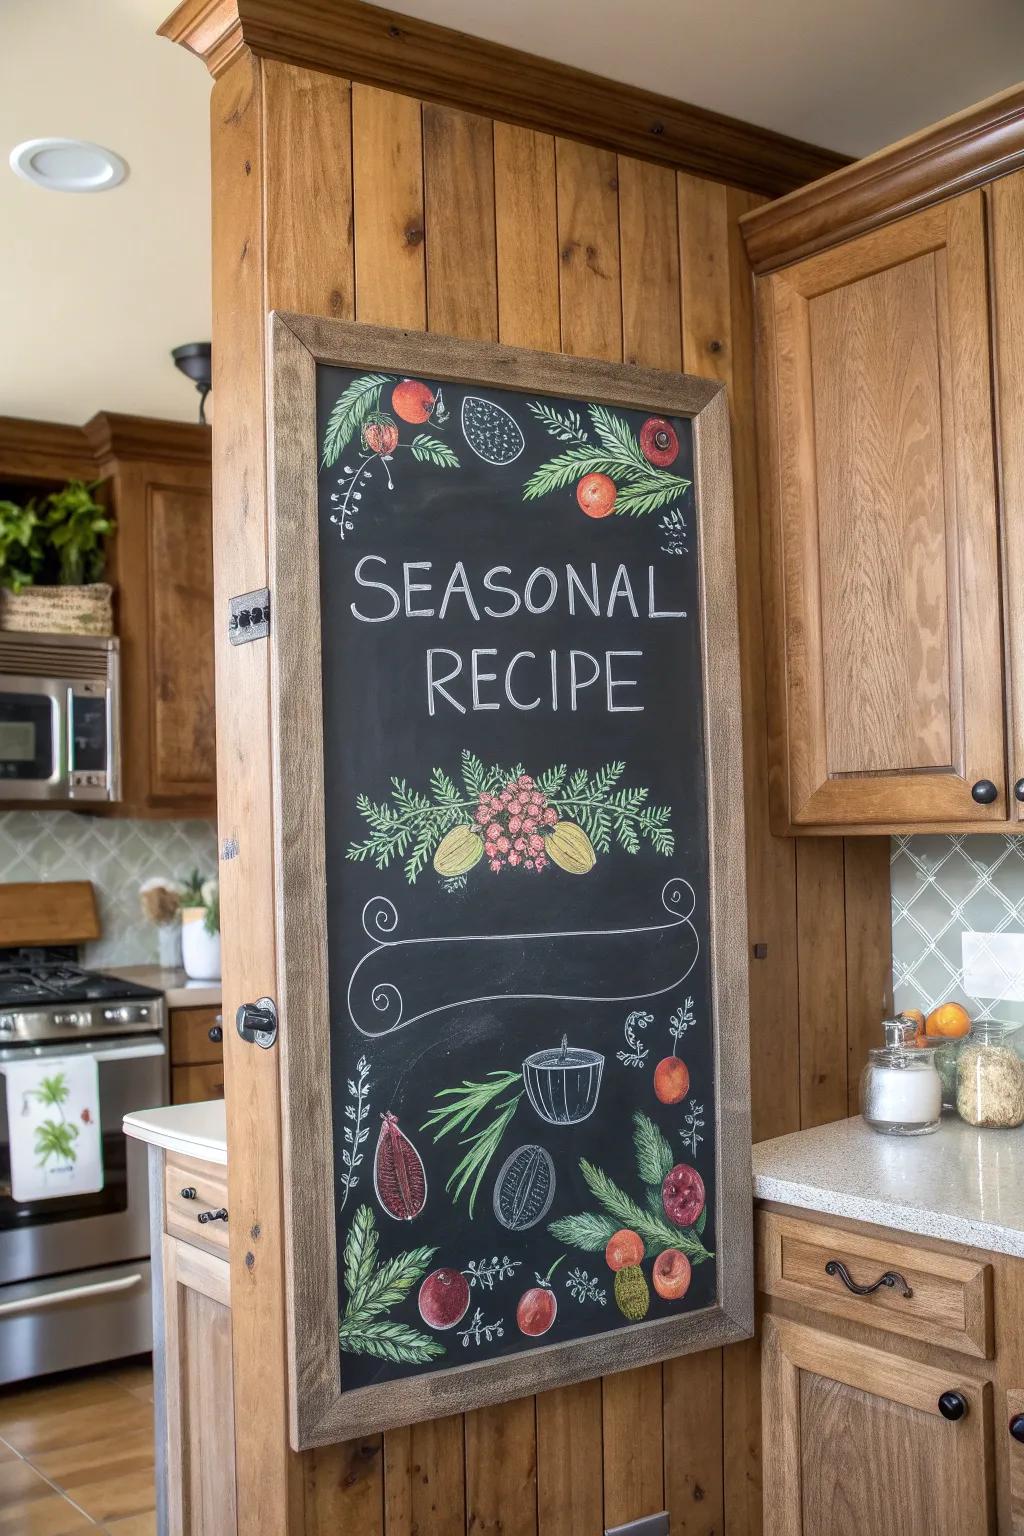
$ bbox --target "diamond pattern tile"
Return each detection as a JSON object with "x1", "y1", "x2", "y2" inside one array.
[
  {"x1": 892, "y1": 834, "x2": 1024, "y2": 1026},
  {"x1": 0, "y1": 811, "x2": 217, "y2": 965}
]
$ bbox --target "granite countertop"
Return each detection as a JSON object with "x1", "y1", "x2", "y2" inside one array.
[
  {"x1": 754, "y1": 1114, "x2": 1024, "y2": 1259},
  {"x1": 107, "y1": 964, "x2": 221, "y2": 1011},
  {"x1": 123, "y1": 1100, "x2": 227, "y2": 1165}
]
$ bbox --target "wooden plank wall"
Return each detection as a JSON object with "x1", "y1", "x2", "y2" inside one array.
[{"x1": 209, "y1": 51, "x2": 893, "y2": 1536}]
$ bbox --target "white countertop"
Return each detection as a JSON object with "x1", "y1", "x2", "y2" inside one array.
[
  {"x1": 107, "y1": 965, "x2": 222, "y2": 1011},
  {"x1": 123, "y1": 1100, "x2": 227, "y2": 1165},
  {"x1": 754, "y1": 1114, "x2": 1024, "y2": 1259}
]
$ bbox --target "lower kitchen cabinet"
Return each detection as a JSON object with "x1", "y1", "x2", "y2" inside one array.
[
  {"x1": 163, "y1": 1232, "x2": 236, "y2": 1536},
  {"x1": 763, "y1": 1316, "x2": 994, "y2": 1534},
  {"x1": 759, "y1": 1206, "x2": 1024, "y2": 1534},
  {"x1": 126, "y1": 1113, "x2": 235, "y2": 1536},
  {"x1": 169, "y1": 1005, "x2": 224, "y2": 1104}
]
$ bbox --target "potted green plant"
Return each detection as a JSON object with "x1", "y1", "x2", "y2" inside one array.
[
  {"x1": 179, "y1": 870, "x2": 221, "y2": 981},
  {"x1": 0, "y1": 479, "x2": 115, "y2": 635}
]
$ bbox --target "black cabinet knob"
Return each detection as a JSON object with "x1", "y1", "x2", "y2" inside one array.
[
  {"x1": 1014, "y1": 780, "x2": 1024, "y2": 803},
  {"x1": 208, "y1": 1025, "x2": 223, "y2": 1043},
  {"x1": 1010, "y1": 1413, "x2": 1024, "y2": 1444},
  {"x1": 972, "y1": 779, "x2": 998, "y2": 804},
  {"x1": 180, "y1": 1186, "x2": 196, "y2": 1200},
  {"x1": 938, "y1": 1391, "x2": 967, "y2": 1421}
]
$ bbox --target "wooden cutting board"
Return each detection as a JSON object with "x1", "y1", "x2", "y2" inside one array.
[{"x1": 0, "y1": 882, "x2": 100, "y2": 946}]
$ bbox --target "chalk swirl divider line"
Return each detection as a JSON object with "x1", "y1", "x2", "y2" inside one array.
[{"x1": 346, "y1": 877, "x2": 699, "y2": 1039}]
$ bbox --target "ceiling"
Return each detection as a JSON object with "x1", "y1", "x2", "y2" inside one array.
[
  {"x1": 395, "y1": 0, "x2": 1024, "y2": 159},
  {"x1": 3, "y1": 0, "x2": 1022, "y2": 427},
  {"x1": 1, "y1": 0, "x2": 212, "y2": 426}
]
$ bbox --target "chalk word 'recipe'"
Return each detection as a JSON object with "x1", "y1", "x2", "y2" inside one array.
[{"x1": 346, "y1": 878, "x2": 700, "y2": 1039}]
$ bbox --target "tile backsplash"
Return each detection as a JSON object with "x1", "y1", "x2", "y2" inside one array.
[
  {"x1": 0, "y1": 812, "x2": 217, "y2": 967},
  {"x1": 892, "y1": 834, "x2": 1024, "y2": 1026}
]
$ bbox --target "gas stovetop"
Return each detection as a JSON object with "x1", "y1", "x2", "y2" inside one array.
[{"x1": 0, "y1": 949, "x2": 164, "y2": 1045}]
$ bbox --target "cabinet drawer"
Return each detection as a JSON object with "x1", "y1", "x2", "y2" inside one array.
[
  {"x1": 165, "y1": 1152, "x2": 229, "y2": 1259},
  {"x1": 169, "y1": 1006, "x2": 223, "y2": 1066},
  {"x1": 758, "y1": 1211, "x2": 992, "y2": 1358},
  {"x1": 172, "y1": 1062, "x2": 224, "y2": 1104}
]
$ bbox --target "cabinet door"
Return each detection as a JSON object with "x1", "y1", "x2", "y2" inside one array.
[
  {"x1": 757, "y1": 191, "x2": 1004, "y2": 829},
  {"x1": 162, "y1": 1235, "x2": 237, "y2": 1536},
  {"x1": 762, "y1": 1315, "x2": 994, "y2": 1536},
  {"x1": 993, "y1": 171, "x2": 1024, "y2": 822},
  {"x1": 172, "y1": 1062, "x2": 225, "y2": 1105},
  {"x1": 148, "y1": 482, "x2": 216, "y2": 803}
]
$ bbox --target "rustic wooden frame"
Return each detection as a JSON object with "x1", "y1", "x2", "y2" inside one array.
[{"x1": 267, "y1": 312, "x2": 753, "y2": 1449}]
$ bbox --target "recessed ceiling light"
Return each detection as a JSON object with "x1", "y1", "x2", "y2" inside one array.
[{"x1": 9, "y1": 138, "x2": 128, "y2": 193}]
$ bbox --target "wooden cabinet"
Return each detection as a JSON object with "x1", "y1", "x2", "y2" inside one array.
[
  {"x1": 170, "y1": 1005, "x2": 225, "y2": 1104},
  {"x1": 754, "y1": 192, "x2": 1004, "y2": 831},
  {"x1": 156, "y1": 1149, "x2": 236, "y2": 1536},
  {"x1": 90, "y1": 415, "x2": 215, "y2": 816},
  {"x1": 758, "y1": 1206, "x2": 1024, "y2": 1533},
  {"x1": 763, "y1": 1315, "x2": 995, "y2": 1534},
  {"x1": 0, "y1": 411, "x2": 214, "y2": 818}
]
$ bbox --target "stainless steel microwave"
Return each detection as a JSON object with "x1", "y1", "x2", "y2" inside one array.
[{"x1": 0, "y1": 633, "x2": 120, "y2": 802}]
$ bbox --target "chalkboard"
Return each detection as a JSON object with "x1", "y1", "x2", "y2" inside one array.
[{"x1": 269, "y1": 316, "x2": 751, "y2": 1446}]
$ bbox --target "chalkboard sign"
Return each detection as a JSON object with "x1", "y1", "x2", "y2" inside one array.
[{"x1": 269, "y1": 316, "x2": 752, "y2": 1449}]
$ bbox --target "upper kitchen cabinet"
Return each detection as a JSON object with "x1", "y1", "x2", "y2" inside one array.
[
  {"x1": 87, "y1": 415, "x2": 216, "y2": 816},
  {"x1": 742, "y1": 87, "x2": 1024, "y2": 835},
  {"x1": 751, "y1": 193, "x2": 1002, "y2": 830},
  {"x1": 0, "y1": 412, "x2": 214, "y2": 818}
]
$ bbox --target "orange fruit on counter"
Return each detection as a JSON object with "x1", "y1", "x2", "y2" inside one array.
[{"x1": 925, "y1": 1002, "x2": 972, "y2": 1039}]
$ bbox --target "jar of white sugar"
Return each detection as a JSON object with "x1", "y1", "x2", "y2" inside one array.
[{"x1": 860, "y1": 1016, "x2": 942, "y2": 1136}]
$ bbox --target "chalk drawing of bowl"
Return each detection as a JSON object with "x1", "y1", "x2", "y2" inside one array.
[{"x1": 522, "y1": 1034, "x2": 604, "y2": 1125}]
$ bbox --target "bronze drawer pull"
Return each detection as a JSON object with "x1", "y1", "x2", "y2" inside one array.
[
  {"x1": 824, "y1": 1259, "x2": 913, "y2": 1298},
  {"x1": 197, "y1": 1208, "x2": 229, "y2": 1225}
]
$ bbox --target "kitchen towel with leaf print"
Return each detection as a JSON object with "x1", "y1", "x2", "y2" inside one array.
[{"x1": 3, "y1": 1055, "x2": 103, "y2": 1201}]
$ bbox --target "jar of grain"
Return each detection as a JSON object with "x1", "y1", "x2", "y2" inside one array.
[{"x1": 956, "y1": 1023, "x2": 1024, "y2": 1129}]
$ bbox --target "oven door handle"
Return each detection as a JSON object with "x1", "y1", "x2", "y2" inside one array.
[
  {"x1": 0, "y1": 1039, "x2": 166, "y2": 1066},
  {"x1": 0, "y1": 1271, "x2": 144, "y2": 1317},
  {"x1": 93, "y1": 1042, "x2": 165, "y2": 1064}
]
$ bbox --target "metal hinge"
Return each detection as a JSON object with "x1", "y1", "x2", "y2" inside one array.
[
  {"x1": 236, "y1": 996, "x2": 278, "y2": 1049},
  {"x1": 228, "y1": 588, "x2": 270, "y2": 645}
]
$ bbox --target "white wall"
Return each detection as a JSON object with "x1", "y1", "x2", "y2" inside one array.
[{"x1": 1, "y1": 0, "x2": 212, "y2": 426}]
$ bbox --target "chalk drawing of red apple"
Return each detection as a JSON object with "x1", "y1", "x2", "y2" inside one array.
[{"x1": 418, "y1": 1267, "x2": 471, "y2": 1330}]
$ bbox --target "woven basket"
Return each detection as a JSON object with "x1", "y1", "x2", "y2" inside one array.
[{"x1": 0, "y1": 583, "x2": 114, "y2": 637}]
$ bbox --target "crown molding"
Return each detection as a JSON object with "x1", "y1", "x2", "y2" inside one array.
[
  {"x1": 741, "y1": 82, "x2": 1024, "y2": 271},
  {"x1": 159, "y1": 0, "x2": 848, "y2": 197},
  {"x1": 84, "y1": 413, "x2": 212, "y2": 467},
  {"x1": 0, "y1": 413, "x2": 211, "y2": 484},
  {"x1": 0, "y1": 417, "x2": 95, "y2": 482}
]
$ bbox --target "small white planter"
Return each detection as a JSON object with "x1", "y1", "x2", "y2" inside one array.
[{"x1": 181, "y1": 907, "x2": 221, "y2": 981}]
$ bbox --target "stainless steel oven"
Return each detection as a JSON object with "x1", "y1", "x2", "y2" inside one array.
[
  {"x1": 0, "y1": 992, "x2": 167, "y2": 1382},
  {"x1": 0, "y1": 632, "x2": 121, "y2": 801}
]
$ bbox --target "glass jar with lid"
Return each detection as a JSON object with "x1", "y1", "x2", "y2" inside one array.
[
  {"x1": 859, "y1": 1016, "x2": 942, "y2": 1136},
  {"x1": 956, "y1": 1022, "x2": 1024, "y2": 1129}
]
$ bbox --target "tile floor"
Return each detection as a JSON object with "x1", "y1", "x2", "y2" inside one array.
[{"x1": 0, "y1": 1357, "x2": 155, "y2": 1534}]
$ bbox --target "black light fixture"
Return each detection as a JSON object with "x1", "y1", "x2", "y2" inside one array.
[{"x1": 171, "y1": 342, "x2": 212, "y2": 424}]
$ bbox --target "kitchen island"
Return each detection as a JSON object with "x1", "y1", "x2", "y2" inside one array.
[
  {"x1": 754, "y1": 1115, "x2": 1024, "y2": 1533},
  {"x1": 124, "y1": 1101, "x2": 232, "y2": 1536}
]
